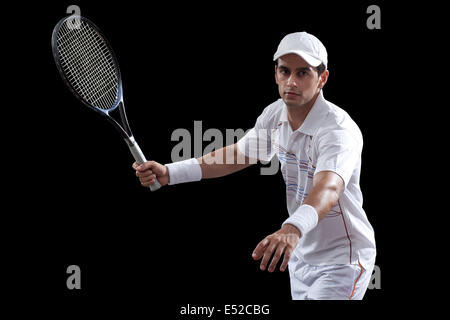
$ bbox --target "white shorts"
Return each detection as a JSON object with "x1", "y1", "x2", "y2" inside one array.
[{"x1": 288, "y1": 254, "x2": 373, "y2": 300}]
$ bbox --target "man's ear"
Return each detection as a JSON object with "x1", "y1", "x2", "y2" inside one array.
[{"x1": 318, "y1": 70, "x2": 329, "y2": 89}]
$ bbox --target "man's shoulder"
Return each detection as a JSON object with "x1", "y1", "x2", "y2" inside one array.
[
  {"x1": 263, "y1": 98, "x2": 284, "y2": 114},
  {"x1": 318, "y1": 99, "x2": 363, "y2": 142},
  {"x1": 258, "y1": 99, "x2": 285, "y2": 127}
]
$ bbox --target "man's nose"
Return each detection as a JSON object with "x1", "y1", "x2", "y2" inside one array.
[{"x1": 287, "y1": 74, "x2": 297, "y2": 87}]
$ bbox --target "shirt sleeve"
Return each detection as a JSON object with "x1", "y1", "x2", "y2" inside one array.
[
  {"x1": 237, "y1": 107, "x2": 276, "y2": 162},
  {"x1": 314, "y1": 128, "x2": 362, "y2": 187}
]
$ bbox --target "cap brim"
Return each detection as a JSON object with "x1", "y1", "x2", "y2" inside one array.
[{"x1": 273, "y1": 50, "x2": 322, "y2": 67}]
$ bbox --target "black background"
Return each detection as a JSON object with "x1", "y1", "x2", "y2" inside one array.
[{"x1": 3, "y1": 0, "x2": 423, "y2": 316}]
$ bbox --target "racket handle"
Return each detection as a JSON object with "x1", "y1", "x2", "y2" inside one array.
[{"x1": 127, "y1": 137, "x2": 162, "y2": 192}]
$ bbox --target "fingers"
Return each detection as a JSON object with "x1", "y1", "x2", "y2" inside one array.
[
  {"x1": 137, "y1": 171, "x2": 156, "y2": 186},
  {"x1": 139, "y1": 175, "x2": 157, "y2": 187},
  {"x1": 132, "y1": 162, "x2": 157, "y2": 187},
  {"x1": 253, "y1": 237, "x2": 279, "y2": 272},
  {"x1": 252, "y1": 234, "x2": 297, "y2": 272},
  {"x1": 135, "y1": 169, "x2": 153, "y2": 178},
  {"x1": 260, "y1": 241, "x2": 278, "y2": 271},
  {"x1": 252, "y1": 238, "x2": 269, "y2": 260},
  {"x1": 267, "y1": 245, "x2": 286, "y2": 272},
  {"x1": 132, "y1": 161, "x2": 155, "y2": 172},
  {"x1": 279, "y1": 249, "x2": 292, "y2": 272}
]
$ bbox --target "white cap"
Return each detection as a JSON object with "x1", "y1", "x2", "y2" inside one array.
[{"x1": 273, "y1": 32, "x2": 328, "y2": 69}]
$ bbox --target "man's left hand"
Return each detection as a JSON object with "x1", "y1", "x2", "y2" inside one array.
[{"x1": 252, "y1": 224, "x2": 301, "y2": 272}]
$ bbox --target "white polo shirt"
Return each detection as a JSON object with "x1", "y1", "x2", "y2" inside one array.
[{"x1": 237, "y1": 91, "x2": 376, "y2": 270}]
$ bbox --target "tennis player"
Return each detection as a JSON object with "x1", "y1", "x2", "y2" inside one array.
[{"x1": 133, "y1": 32, "x2": 376, "y2": 300}]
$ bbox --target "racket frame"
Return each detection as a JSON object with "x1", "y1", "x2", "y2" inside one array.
[{"x1": 51, "y1": 15, "x2": 161, "y2": 191}]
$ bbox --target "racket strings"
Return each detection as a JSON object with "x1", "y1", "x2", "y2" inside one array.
[
  {"x1": 56, "y1": 19, "x2": 119, "y2": 110},
  {"x1": 58, "y1": 23, "x2": 117, "y2": 109},
  {"x1": 59, "y1": 24, "x2": 117, "y2": 109}
]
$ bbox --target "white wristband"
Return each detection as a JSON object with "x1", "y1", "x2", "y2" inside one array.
[
  {"x1": 282, "y1": 204, "x2": 318, "y2": 237},
  {"x1": 165, "y1": 158, "x2": 202, "y2": 185}
]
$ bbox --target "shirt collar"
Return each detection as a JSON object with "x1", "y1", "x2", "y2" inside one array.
[{"x1": 278, "y1": 90, "x2": 329, "y2": 136}]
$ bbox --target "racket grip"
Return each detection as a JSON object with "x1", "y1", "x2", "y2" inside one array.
[{"x1": 127, "y1": 138, "x2": 161, "y2": 192}]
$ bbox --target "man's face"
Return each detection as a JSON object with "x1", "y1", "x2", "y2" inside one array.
[{"x1": 275, "y1": 53, "x2": 328, "y2": 109}]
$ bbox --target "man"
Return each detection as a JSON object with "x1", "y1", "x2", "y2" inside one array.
[{"x1": 133, "y1": 32, "x2": 376, "y2": 300}]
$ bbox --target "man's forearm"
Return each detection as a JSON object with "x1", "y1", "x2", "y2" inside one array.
[
  {"x1": 303, "y1": 172, "x2": 343, "y2": 221},
  {"x1": 197, "y1": 143, "x2": 253, "y2": 179},
  {"x1": 303, "y1": 186, "x2": 339, "y2": 220},
  {"x1": 282, "y1": 171, "x2": 344, "y2": 237}
]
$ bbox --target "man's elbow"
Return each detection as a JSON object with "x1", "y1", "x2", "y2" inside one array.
[
  {"x1": 328, "y1": 185, "x2": 341, "y2": 207},
  {"x1": 315, "y1": 173, "x2": 344, "y2": 206}
]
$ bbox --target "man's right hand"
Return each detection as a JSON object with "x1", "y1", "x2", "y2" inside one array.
[{"x1": 132, "y1": 161, "x2": 170, "y2": 187}]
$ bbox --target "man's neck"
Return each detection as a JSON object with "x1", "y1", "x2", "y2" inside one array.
[{"x1": 286, "y1": 91, "x2": 320, "y2": 132}]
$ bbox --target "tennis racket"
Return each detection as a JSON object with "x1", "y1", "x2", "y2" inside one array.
[{"x1": 51, "y1": 15, "x2": 161, "y2": 191}]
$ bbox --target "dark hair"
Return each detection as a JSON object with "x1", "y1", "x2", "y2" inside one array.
[
  {"x1": 275, "y1": 59, "x2": 326, "y2": 76},
  {"x1": 316, "y1": 63, "x2": 326, "y2": 76}
]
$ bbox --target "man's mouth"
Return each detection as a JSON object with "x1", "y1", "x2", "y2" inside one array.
[{"x1": 285, "y1": 91, "x2": 301, "y2": 97}]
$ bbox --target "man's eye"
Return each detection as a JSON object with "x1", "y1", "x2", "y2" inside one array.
[
  {"x1": 280, "y1": 69, "x2": 289, "y2": 74},
  {"x1": 298, "y1": 71, "x2": 308, "y2": 76}
]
